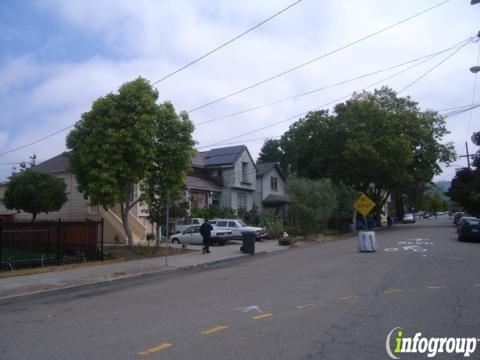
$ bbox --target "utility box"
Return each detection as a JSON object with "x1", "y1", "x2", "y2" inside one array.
[
  {"x1": 358, "y1": 231, "x2": 376, "y2": 252},
  {"x1": 240, "y1": 231, "x2": 256, "y2": 255}
]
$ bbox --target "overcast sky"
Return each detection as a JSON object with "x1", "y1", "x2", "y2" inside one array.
[{"x1": 1, "y1": 0, "x2": 479, "y2": 182}]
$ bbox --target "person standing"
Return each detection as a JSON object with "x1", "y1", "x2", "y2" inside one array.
[{"x1": 199, "y1": 218, "x2": 213, "y2": 254}]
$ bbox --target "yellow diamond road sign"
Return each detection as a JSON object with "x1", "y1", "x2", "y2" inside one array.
[{"x1": 354, "y1": 194, "x2": 376, "y2": 216}]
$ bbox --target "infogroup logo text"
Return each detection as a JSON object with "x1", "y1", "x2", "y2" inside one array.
[{"x1": 386, "y1": 327, "x2": 478, "y2": 358}]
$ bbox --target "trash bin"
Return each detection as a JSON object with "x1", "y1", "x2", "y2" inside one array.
[
  {"x1": 358, "y1": 231, "x2": 377, "y2": 252},
  {"x1": 240, "y1": 231, "x2": 256, "y2": 254}
]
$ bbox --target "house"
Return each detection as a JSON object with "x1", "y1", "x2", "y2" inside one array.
[
  {"x1": 0, "y1": 145, "x2": 283, "y2": 244},
  {"x1": 253, "y1": 162, "x2": 288, "y2": 220},
  {"x1": 187, "y1": 145, "x2": 257, "y2": 211},
  {"x1": 0, "y1": 153, "x2": 148, "y2": 244}
]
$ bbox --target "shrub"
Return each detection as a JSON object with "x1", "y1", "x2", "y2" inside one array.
[{"x1": 259, "y1": 212, "x2": 284, "y2": 239}]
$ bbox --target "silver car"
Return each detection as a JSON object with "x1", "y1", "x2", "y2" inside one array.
[
  {"x1": 169, "y1": 225, "x2": 233, "y2": 246},
  {"x1": 403, "y1": 213, "x2": 416, "y2": 224},
  {"x1": 210, "y1": 219, "x2": 268, "y2": 239}
]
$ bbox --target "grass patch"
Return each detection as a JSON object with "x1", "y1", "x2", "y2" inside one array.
[{"x1": 104, "y1": 245, "x2": 192, "y2": 260}]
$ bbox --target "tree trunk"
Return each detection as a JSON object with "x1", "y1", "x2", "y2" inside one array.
[
  {"x1": 155, "y1": 223, "x2": 160, "y2": 248},
  {"x1": 120, "y1": 203, "x2": 134, "y2": 248}
]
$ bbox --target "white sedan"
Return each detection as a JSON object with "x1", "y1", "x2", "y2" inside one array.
[
  {"x1": 210, "y1": 219, "x2": 268, "y2": 239},
  {"x1": 169, "y1": 225, "x2": 233, "y2": 246}
]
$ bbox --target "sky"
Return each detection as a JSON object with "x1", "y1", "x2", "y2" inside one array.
[{"x1": 0, "y1": 0, "x2": 479, "y2": 182}]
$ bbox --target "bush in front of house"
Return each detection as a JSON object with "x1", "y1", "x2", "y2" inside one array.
[{"x1": 259, "y1": 212, "x2": 284, "y2": 239}]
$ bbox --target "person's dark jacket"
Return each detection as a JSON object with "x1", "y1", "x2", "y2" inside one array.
[{"x1": 199, "y1": 222, "x2": 213, "y2": 238}]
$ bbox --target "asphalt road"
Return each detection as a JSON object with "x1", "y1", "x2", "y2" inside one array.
[{"x1": 1, "y1": 215, "x2": 479, "y2": 360}]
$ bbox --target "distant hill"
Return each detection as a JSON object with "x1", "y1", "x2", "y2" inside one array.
[{"x1": 435, "y1": 180, "x2": 451, "y2": 193}]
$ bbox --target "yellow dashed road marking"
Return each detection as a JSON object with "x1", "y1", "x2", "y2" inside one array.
[
  {"x1": 138, "y1": 341, "x2": 172, "y2": 356},
  {"x1": 296, "y1": 304, "x2": 314, "y2": 310},
  {"x1": 383, "y1": 289, "x2": 403, "y2": 294},
  {"x1": 427, "y1": 285, "x2": 447, "y2": 289},
  {"x1": 251, "y1": 313, "x2": 273, "y2": 320},
  {"x1": 338, "y1": 295, "x2": 359, "y2": 301},
  {"x1": 200, "y1": 325, "x2": 229, "y2": 336}
]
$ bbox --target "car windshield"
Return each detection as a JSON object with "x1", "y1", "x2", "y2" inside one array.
[{"x1": 237, "y1": 220, "x2": 247, "y2": 226}]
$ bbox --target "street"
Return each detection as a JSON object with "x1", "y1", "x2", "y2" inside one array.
[{"x1": 1, "y1": 216, "x2": 480, "y2": 359}]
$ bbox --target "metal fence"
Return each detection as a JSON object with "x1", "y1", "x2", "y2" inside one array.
[{"x1": 0, "y1": 218, "x2": 104, "y2": 271}]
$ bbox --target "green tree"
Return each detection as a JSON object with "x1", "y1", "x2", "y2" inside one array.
[
  {"x1": 257, "y1": 139, "x2": 283, "y2": 165},
  {"x1": 277, "y1": 87, "x2": 454, "y2": 219},
  {"x1": 2, "y1": 169, "x2": 68, "y2": 221},
  {"x1": 448, "y1": 168, "x2": 480, "y2": 216},
  {"x1": 144, "y1": 101, "x2": 196, "y2": 244},
  {"x1": 66, "y1": 77, "x2": 159, "y2": 247},
  {"x1": 448, "y1": 131, "x2": 480, "y2": 216},
  {"x1": 286, "y1": 177, "x2": 337, "y2": 235}
]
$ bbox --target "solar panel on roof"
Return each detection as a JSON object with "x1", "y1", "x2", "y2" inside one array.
[{"x1": 205, "y1": 145, "x2": 244, "y2": 166}]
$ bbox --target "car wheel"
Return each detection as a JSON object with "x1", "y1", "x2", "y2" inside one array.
[
  {"x1": 172, "y1": 238, "x2": 181, "y2": 244},
  {"x1": 217, "y1": 240, "x2": 227, "y2": 246}
]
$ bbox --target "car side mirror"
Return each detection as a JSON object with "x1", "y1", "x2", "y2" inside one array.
[{"x1": 176, "y1": 231, "x2": 181, "y2": 234}]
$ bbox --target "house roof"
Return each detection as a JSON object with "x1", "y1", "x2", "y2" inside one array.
[
  {"x1": 192, "y1": 151, "x2": 208, "y2": 167},
  {"x1": 33, "y1": 152, "x2": 71, "y2": 173},
  {"x1": 204, "y1": 145, "x2": 245, "y2": 167},
  {"x1": 256, "y1": 162, "x2": 286, "y2": 180},
  {"x1": 185, "y1": 176, "x2": 221, "y2": 191}
]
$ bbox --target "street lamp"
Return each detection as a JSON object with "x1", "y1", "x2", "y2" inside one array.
[{"x1": 470, "y1": 66, "x2": 480, "y2": 73}]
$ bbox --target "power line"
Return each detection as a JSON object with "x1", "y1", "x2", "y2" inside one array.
[
  {"x1": 0, "y1": 3, "x2": 459, "y2": 159},
  {"x1": 194, "y1": 37, "x2": 471, "y2": 126},
  {"x1": 151, "y1": 0, "x2": 303, "y2": 86},
  {"x1": 187, "y1": 0, "x2": 451, "y2": 113},
  {"x1": 198, "y1": 42, "x2": 460, "y2": 149},
  {"x1": 437, "y1": 103, "x2": 480, "y2": 112},
  {"x1": 0, "y1": 125, "x2": 74, "y2": 157},
  {"x1": 466, "y1": 41, "x2": 480, "y2": 140},
  {"x1": 398, "y1": 40, "x2": 471, "y2": 94}
]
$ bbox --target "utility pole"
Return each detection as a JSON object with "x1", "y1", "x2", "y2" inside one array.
[
  {"x1": 165, "y1": 189, "x2": 170, "y2": 267},
  {"x1": 458, "y1": 144, "x2": 475, "y2": 169}
]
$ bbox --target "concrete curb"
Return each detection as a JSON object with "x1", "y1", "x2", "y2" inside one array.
[{"x1": 0, "y1": 249, "x2": 282, "y2": 304}]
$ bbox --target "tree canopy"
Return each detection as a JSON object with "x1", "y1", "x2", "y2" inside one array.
[
  {"x1": 259, "y1": 87, "x2": 455, "y2": 214},
  {"x1": 66, "y1": 77, "x2": 195, "y2": 247},
  {"x1": 144, "y1": 101, "x2": 196, "y2": 242},
  {"x1": 2, "y1": 169, "x2": 68, "y2": 221},
  {"x1": 448, "y1": 131, "x2": 480, "y2": 216}
]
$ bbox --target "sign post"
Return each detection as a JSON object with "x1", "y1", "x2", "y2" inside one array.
[
  {"x1": 354, "y1": 194, "x2": 377, "y2": 252},
  {"x1": 354, "y1": 193, "x2": 376, "y2": 230}
]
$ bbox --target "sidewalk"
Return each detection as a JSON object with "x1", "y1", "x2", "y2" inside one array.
[{"x1": 0, "y1": 240, "x2": 289, "y2": 301}]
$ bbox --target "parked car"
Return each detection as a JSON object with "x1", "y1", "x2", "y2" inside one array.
[
  {"x1": 174, "y1": 218, "x2": 204, "y2": 233},
  {"x1": 169, "y1": 225, "x2": 233, "y2": 246},
  {"x1": 457, "y1": 217, "x2": 480, "y2": 241},
  {"x1": 403, "y1": 213, "x2": 416, "y2": 224},
  {"x1": 453, "y1": 212, "x2": 472, "y2": 226},
  {"x1": 210, "y1": 219, "x2": 268, "y2": 240}
]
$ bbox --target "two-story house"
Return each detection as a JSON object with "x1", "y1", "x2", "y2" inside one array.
[
  {"x1": 253, "y1": 162, "x2": 288, "y2": 221},
  {"x1": 0, "y1": 152, "x2": 148, "y2": 244},
  {"x1": 187, "y1": 145, "x2": 257, "y2": 211}
]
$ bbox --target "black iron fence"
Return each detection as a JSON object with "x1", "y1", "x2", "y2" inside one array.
[{"x1": 0, "y1": 218, "x2": 104, "y2": 271}]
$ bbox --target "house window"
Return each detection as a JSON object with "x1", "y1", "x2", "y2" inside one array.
[
  {"x1": 242, "y1": 162, "x2": 248, "y2": 182},
  {"x1": 271, "y1": 177, "x2": 278, "y2": 191},
  {"x1": 238, "y1": 192, "x2": 247, "y2": 209}
]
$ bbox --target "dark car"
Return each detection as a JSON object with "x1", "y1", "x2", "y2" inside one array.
[
  {"x1": 453, "y1": 212, "x2": 471, "y2": 226},
  {"x1": 457, "y1": 217, "x2": 480, "y2": 242}
]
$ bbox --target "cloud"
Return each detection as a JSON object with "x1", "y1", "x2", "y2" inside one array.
[{"x1": 1, "y1": 0, "x2": 479, "y2": 182}]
